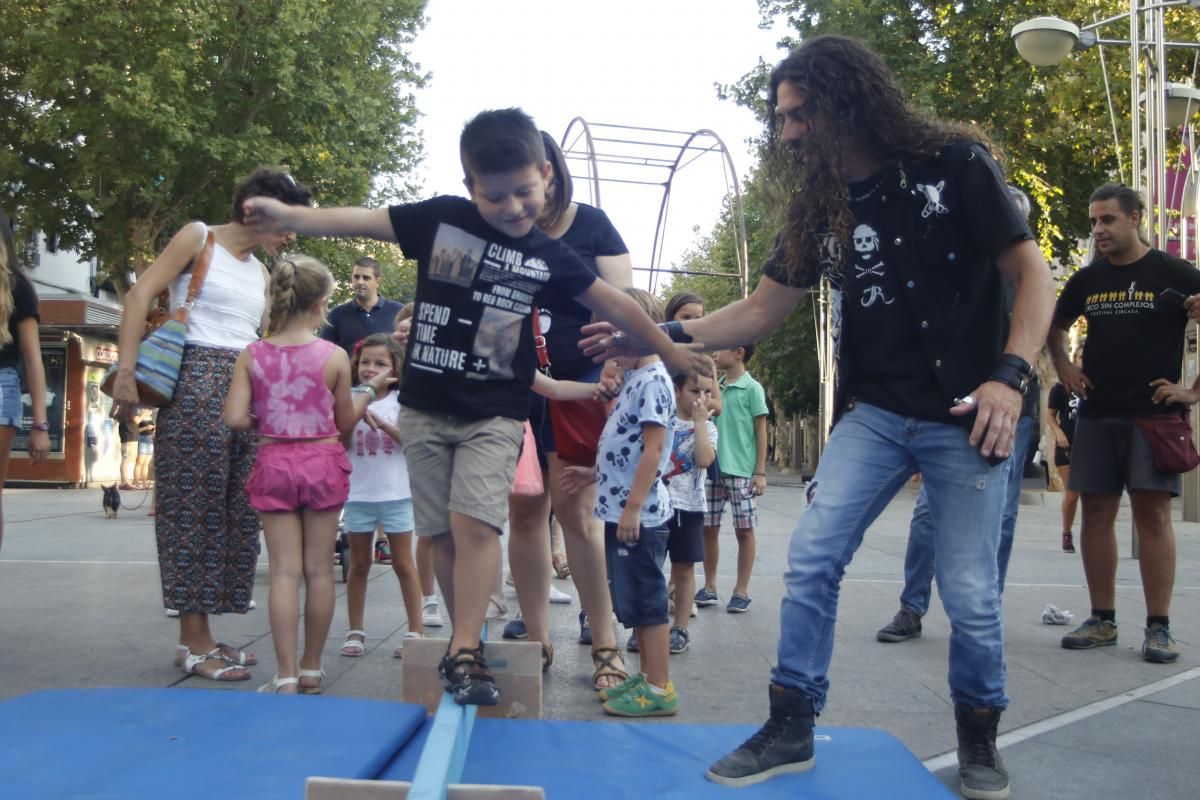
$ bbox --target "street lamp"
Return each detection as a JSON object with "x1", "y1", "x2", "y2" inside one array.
[{"x1": 1012, "y1": 1, "x2": 1200, "y2": 251}]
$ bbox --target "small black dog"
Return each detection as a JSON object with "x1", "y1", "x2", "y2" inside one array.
[{"x1": 102, "y1": 484, "x2": 121, "y2": 519}]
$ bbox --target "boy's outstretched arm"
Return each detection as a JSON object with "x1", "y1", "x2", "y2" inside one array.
[
  {"x1": 575, "y1": 280, "x2": 697, "y2": 379},
  {"x1": 242, "y1": 197, "x2": 397, "y2": 243}
]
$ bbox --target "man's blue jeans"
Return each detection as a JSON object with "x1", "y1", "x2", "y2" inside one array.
[
  {"x1": 772, "y1": 402, "x2": 1009, "y2": 711},
  {"x1": 900, "y1": 414, "x2": 1035, "y2": 615}
]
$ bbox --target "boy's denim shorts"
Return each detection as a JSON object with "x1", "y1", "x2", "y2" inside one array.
[{"x1": 604, "y1": 520, "x2": 670, "y2": 629}]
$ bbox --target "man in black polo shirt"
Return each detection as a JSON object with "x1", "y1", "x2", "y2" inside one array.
[
  {"x1": 322, "y1": 256, "x2": 405, "y2": 353},
  {"x1": 584, "y1": 37, "x2": 1055, "y2": 798},
  {"x1": 1050, "y1": 183, "x2": 1200, "y2": 665}
]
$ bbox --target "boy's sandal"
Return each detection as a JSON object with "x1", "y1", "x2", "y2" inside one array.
[
  {"x1": 298, "y1": 668, "x2": 325, "y2": 695},
  {"x1": 590, "y1": 646, "x2": 628, "y2": 691},
  {"x1": 441, "y1": 647, "x2": 496, "y2": 685},
  {"x1": 181, "y1": 649, "x2": 251, "y2": 682},
  {"x1": 257, "y1": 675, "x2": 299, "y2": 693},
  {"x1": 341, "y1": 630, "x2": 367, "y2": 657},
  {"x1": 542, "y1": 641, "x2": 554, "y2": 672}
]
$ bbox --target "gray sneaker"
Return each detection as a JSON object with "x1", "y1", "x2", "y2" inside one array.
[
  {"x1": 1142, "y1": 623, "x2": 1180, "y2": 663},
  {"x1": 955, "y1": 704, "x2": 1009, "y2": 800},
  {"x1": 1061, "y1": 616, "x2": 1118, "y2": 649},
  {"x1": 706, "y1": 684, "x2": 815, "y2": 787},
  {"x1": 669, "y1": 626, "x2": 690, "y2": 654},
  {"x1": 877, "y1": 607, "x2": 922, "y2": 642}
]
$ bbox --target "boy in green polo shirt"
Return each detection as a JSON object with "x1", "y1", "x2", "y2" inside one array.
[{"x1": 696, "y1": 344, "x2": 768, "y2": 613}]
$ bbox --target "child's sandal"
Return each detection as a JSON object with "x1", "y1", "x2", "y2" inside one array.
[
  {"x1": 298, "y1": 668, "x2": 325, "y2": 694},
  {"x1": 257, "y1": 675, "x2": 299, "y2": 693},
  {"x1": 542, "y1": 641, "x2": 554, "y2": 672},
  {"x1": 590, "y1": 646, "x2": 628, "y2": 692},
  {"x1": 341, "y1": 630, "x2": 367, "y2": 657}
]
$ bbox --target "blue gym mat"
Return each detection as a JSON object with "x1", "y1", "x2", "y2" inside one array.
[
  {"x1": 380, "y1": 717, "x2": 956, "y2": 798},
  {"x1": 0, "y1": 688, "x2": 426, "y2": 800}
]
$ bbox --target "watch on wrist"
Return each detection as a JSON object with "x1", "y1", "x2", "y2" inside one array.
[
  {"x1": 659, "y1": 321, "x2": 694, "y2": 344},
  {"x1": 31, "y1": 422, "x2": 49, "y2": 432}
]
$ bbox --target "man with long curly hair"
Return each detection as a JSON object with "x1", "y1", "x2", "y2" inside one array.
[{"x1": 581, "y1": 35, "x2": 1055, "y2": 798}]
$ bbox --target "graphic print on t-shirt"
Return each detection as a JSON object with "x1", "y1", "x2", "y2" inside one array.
[
  {"x1": 1081, "y1": 281, "x2": 1156, "y2": 317},
  {"x1": 429, "y1": 226, "x2": 486, "y2": 288},
  {"x1": 410, "y1": 224, "x2": 552, "y2": 381},
  {"x1": 851, "y1": 223, "x2": 894, "y2": 308}
]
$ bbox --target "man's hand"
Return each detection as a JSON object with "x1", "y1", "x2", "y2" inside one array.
[
  {"x1": 949, "y1": 380, "x2": 1022, "y2": 459},
  {"x1": 751, "y1": 474, "x2": 767, "y2": 497},
  {"x1": 1151, "y1": 378, "x2": 1200, "y2": 407},
  {"x1": 616, "y1": 506, "x2": 641, "y2": 543},
  {"x1": 579, "y1": 321, "x2": 649, "y2": 362},
  {"x1": 559, "y1": 465, "x2": 597, "y2": 496},
  {"x1": 1053, "y1": 356, "x2": 1093, "y2": 399},
  {"x1": 1185, "y1": 293, "x2": 1200, "y2": 322}
]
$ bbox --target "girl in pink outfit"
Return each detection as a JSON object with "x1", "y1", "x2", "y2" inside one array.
[{"x1": 224, "y1": 256, "x2": 392, "y2": 694}]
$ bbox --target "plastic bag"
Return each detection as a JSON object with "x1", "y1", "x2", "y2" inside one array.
[{"x1": 512, "y1": 421, "x2": 544, "y2": 496}]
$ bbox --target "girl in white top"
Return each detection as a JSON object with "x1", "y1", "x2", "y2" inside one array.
[{"x1": 339, "y1": 333, "x2": 424, "y2": 659}]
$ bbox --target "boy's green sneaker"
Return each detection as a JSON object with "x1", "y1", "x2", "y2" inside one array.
[
  {"x1": 598, "y1": 672, "x2": 645, "y2": 703},
  {"x1": 602, "y1": 680, "x2": 679, "y2": 717}
]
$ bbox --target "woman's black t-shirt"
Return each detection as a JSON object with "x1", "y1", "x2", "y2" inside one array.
[
  {"x1": 1046, "y1": 382, "x2": 1078, "y2": 446},
  {"x1": 537, "y1": 204, "x2": 628, "y2": 379},
  {"x1": 0, "y1": 272, "x2": 40, "y2": 369}
]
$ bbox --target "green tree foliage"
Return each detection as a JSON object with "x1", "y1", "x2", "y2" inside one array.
[
  {"x1": 728, "y1": 1, "x2": 1200, "y2": 265},
  {"x1": 0, "y1": 0, "x2": 427, "y2": 292},
  {"x1": 660, "y1": 168, "x2": 820, "y2": 416},
  {"x1": 670, "y1": 1, "x2": 1200, "y2": 417}
]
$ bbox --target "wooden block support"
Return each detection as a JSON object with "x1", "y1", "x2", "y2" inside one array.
[
  {"x1": 400, "y1": 639, "x2": 543, "y2": 720},
  {"x1": 306, "y1": 777, "x2": 544, "y2": 799}
]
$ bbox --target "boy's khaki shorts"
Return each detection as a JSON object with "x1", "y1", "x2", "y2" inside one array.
[{"x1": 398, "y1": 406, "x2": 523, "y2": 536}]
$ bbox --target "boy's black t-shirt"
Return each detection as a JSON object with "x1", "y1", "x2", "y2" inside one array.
[
  {"x1": 0, "y1": 272, "x2": 39, "y2": 369},
  {"x1": 388, "y1": 196, "x2": 598, "y2": 420},
  {"x1": 1055, "y1": 249, "x2": 1200, "y2": 417},
  {"x1": 537, "y1": 203, "x2": 628, "y2": 379}
]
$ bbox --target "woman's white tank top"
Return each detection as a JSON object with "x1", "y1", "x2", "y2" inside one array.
[{"x1": 169, "y1": 223, "x2": 266, "y2": 350}]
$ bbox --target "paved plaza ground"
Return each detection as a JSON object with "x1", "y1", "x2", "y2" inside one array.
[{"x1": 1, "y1": 475, "x2": 1197, "y2": 798}]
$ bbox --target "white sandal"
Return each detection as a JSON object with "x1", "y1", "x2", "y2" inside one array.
[
  {"x1": 176, "y1": 642, "x2": 257, "y2": 667},
  {"x1": 257, "y1": 675, "x2": 299, "y2": 693},
  {"x1": 181, "y1": 648, "x2": 251, "y2": 682},
  {"x1": 340, "y1": 630, "x2": 366, "y2": 658},
  {"x1": 298, "y1": 667, "x2": 326, "y2": 695},
  {"x1": 393, "y1": 631, "x2": 424, "y2": 659}
]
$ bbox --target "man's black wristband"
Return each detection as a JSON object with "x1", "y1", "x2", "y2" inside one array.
[
  {"x1": 989, "y1": 354, "x2": 1035, "y2": 395},
  {"x1": 660, "y1": 321, "x2": 694, "y2": 344}
]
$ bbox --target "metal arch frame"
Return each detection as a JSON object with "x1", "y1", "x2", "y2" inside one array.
[{"x1": 559, "y1": 118, "x2": 749, "y2": 298}]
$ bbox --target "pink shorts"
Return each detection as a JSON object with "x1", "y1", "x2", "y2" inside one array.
[{"x1": 246, "y1": 441, "x2": 351, "y2": 513}]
